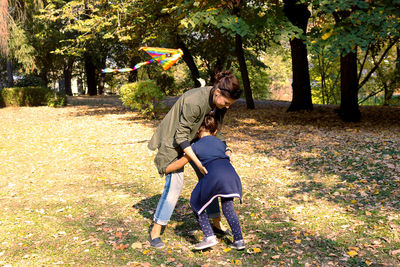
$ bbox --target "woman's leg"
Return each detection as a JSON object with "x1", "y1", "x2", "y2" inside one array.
[
  {"x1": 151, "y1": 171, "x2": 184, "y2": 239},
  {"x1": 221, "y1": 198, "x2": 243, "y2": 241}
]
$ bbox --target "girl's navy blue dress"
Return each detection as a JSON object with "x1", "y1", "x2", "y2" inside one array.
[{"x1": 190, "y1": 136, "x2": 242, "y2": 215}]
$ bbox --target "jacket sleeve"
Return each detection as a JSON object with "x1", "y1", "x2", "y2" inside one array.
[{"x1": 175, "y1": 102, "x2": 202, "y2": 150}]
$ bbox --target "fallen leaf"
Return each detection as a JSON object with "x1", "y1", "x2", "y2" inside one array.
[
  {"x1": 223, "y1": 248, "x2": 231, "y2": 253},
  {"x1": 271, "y1": 255, "x2": 280, "y2": 259},
  {"x1": 347, "y1": 250, "x2": 358, "y2": 257},
  {"x1": 131, "y1": 242, "x2": 142, "y2": 249},
  {"x1": 294, "y1": 239, "x2": 301, "y2": 244},
  {"x1": 390, "y1": 249, "x2": 400, "y2": 255},
  {"x1": 166, "y1": 257, "x2": 175, "y2": 263},
  {"x1": 253, "y1": 247, "x2": 261, "y2": 253},
  {"x1": 365, "y1": 260, "x2": 372, "y2": 266}
]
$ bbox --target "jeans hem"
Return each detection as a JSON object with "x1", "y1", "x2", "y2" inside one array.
[{"x1": 153, "y1": 217, "x2": 169, "y2": 226}]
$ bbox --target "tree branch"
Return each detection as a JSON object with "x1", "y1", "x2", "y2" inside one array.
[
  {"x1": 358, "y1": 88, "x2": 384, "y2": 104},
  {"x1": 358, "y1": 43, "x2": 370, "y2": 82},
  {"x1": 358, "y1": 37, "x2": 399, "y2": 89}
]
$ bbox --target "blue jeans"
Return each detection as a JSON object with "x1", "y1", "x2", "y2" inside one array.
[{"x1": 153, "y1": 163, "x2": 221, "y2": 225}]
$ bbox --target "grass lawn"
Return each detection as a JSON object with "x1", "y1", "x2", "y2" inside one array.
[{"x1": 0, "y1": 95, "x2": 399, "y2": 266}]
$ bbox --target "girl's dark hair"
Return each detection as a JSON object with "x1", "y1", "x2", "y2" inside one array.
[
  {"x1": 199, "y1": 115, "x2": 218, "y2": 134},
  {"x1": 212, "y1": 70, "x2": 242, "y2": 100}
]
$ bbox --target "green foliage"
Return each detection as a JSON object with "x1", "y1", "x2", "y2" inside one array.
[
  {"x1": 154, "y1": 72, "x2": 178, "y2": 96},
  {"x1": 46, "y1": 92, "x2": 68, "y2": 107},
  {"x1": 309, "y1": 0, "x2": 400, "y2": 57},
  {"x1": 0, "y1": 90, "x2": 5, "y2": 108},
  {"x1": 1, "y1": 86, "x2": 53, "y2": 106},
  {"x1": 235, "y1": 64, "x2": 272, "y2": 100},
  {"x1": 15, "y1": 74, "x2": 46, "y2": 87},
  {"x1": 309, "y1": 52, "x2": 341, "y2": 105},
  {"x1": 8, "y1": 20, "x2": 36, "y2": 73},
  {"x1": 119, "y1": 80, "x2": 165, "y2": 118}
]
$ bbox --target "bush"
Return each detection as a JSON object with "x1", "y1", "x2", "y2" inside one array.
[
  {"x1": 155, "y1": 73, "x2": 177, "y2": 96},
  {"x1": 47, "y1": 92, "x2": 68, "y2": 107},
  {"x1": 0, "y1": 90, "x2": 5, "y2": 108},
  {"x1": 1, "y1": 86, "x2": 53, "y2": 106},
  {"x1": 119, "y1": 80, "x2": 165, "y2": 118},
  {"x1": 15, "y1": 74, "x2": 46, "y2": 87}
]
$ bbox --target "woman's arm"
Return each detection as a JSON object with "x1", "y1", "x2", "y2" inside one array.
[{"x1": 165, "y1": 155, "x2": 191, "y2": 174}]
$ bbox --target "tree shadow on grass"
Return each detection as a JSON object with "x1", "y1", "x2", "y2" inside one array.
[{"x1": 223, "y1": 104, "x2": 400, "y2": 213}]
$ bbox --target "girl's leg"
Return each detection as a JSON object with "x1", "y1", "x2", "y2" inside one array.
[
  {"x1": 221, "y1": 198, "x2": 243, "y2": 241},
  {"x1": 152, "y1": 172, "x2": 184, "y2": 233},
  {"x1": 195, "y1": 212, "x2": 214, "y2": 238},
  {"x1": 192, "y1": 209, "x2": 218, "y2": 250},
  {"x1": 189, "y1": 161, "x2": 222, "y2": 223}
]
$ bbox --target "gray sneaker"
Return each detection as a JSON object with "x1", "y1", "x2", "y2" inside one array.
[
  {"x1": 148, "y1": 234, "x2": 165, "y2": 248},
  {"x1": 230, "y1": 239, "x2": 245, "y2": 250},
  {"x1": 194, "y1": 235, "x2": 218, "y2": 250}
]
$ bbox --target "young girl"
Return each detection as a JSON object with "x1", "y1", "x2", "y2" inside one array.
[{"x1": 166, "y1": 115, "x2": 245, "y2": 250}]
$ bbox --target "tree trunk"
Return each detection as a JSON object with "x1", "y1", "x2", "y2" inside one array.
[
  {"x1": 283, "y1": 0, "x2": 313, "y2": 111},
  {"x1": 98, "y1": 71, "x2": 105, "y2": 95},
  {"x1": 385, "y1": 45, "x2": 400, "y2": 105},
  {"x1": 175, "y1": 36, "x2": 201, "y2": 88},
  {"x1": 210, "y1": 56, "x2": 226, "y2": 85},
  {"x1": 6, "y1": 59, "x2": 13, "y2": 87},
  {"x1": 64, "y1": 59, "x2": 74, "y2": 96},
  {"x1": 128, "y1": 70, "x2": 138, "y2": 83},
  {"x1": 84, "y1": 53, "x2": 97, "y2": 95},
  {"x1": 339, "y1": 51, "x2": 361, "y2": 122},
  {"x1": 39, "y1": 69, "x2": 49, "y2": 87},
  {"x1": 128, "y1": 55, "x2": 141, "y2": 82},
  {"x1": 235, "y1": 33, "x2": 254, "y2": 109}
]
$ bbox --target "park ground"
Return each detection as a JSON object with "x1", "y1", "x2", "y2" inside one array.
[{"x1": 0, "y1": 95, "x2": 399, "y2": 266}]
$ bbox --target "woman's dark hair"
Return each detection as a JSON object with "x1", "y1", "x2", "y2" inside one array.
[
  {"x1": 198, "y1": 115, "x2": 218, "y2": 135},
  {"x1": 212, "y1": 70, "x2": 242, "y2": 100}
]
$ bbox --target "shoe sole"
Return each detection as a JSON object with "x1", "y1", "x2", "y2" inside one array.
[
  {"x1": 230, "y1": 245, "x2": 245, "y2": 250},
  {"x1": 194, "y1": 240, "x2": 218, "y2": 250}
]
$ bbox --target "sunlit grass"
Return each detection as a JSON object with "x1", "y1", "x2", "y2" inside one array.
[{"x1": 0, "y1": 97, "x2": 399, "y2": 266}]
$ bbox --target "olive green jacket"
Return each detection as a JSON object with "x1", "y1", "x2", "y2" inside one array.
[{"x1": 148, "y1": 86, "x2": 226, "y2": 175}]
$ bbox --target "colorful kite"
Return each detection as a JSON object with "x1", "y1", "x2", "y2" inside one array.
[{"x1": 102, "y1": 47, "x2": 184, "y2": 73}]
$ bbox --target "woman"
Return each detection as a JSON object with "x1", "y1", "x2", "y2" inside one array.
[{"x1": 147, "y1": 70, "x2": 242, "y2": 248}]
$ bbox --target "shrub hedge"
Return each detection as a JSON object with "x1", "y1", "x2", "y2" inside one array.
[
  {"x1": 119, "y1": 80, "x2": 165, "y2": 118},
  {"x1": 0, "y1": 87, "x2": 67, "y2": 107}
]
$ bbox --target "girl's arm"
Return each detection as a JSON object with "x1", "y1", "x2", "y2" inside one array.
[
  {"x1": 165, "y1": 155, "x2": 190, "y2": 174},
  {"x1": 183, "y1": 146, "x2": 208, "y2": 175}
]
